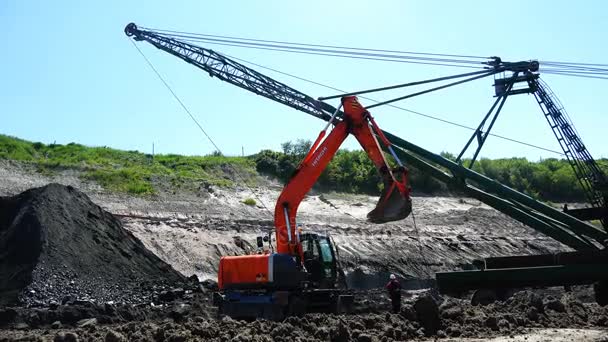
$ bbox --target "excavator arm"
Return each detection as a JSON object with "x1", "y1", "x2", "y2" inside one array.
[{"x1": 274, "y1": 96, "x2": 412, "y2": 256}]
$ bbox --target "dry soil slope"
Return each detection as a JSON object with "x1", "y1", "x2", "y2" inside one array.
[{"x1": 0, "y1": 161, "x2": 567, "y2": 287}]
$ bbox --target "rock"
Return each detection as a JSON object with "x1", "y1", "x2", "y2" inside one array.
[
  {"x1": 446, "y1": 325, "x2": 461, "y2": 337},
  {"x1": 158, "y1": 288, "x2": 186, "y2": 302},
  {"x1": 383, "y1": 326, "x2": 394, "y2": 338},
  {"x1": 171, "y1": 287, "x2": 185, "y2": 297},
  {"x1": 14, "y1": 322, "x2": 29, "y2": 330},
  {"x1": 394, "y1": 328, "x2": 402, "y2": 340},
  {"x1": 471, "y1": 289, "x2": 498, "y2": 306},
  {"x1": 158, "y1": 291, "x2": 173, "y2": 302},
  {"x1": 74, "y1": 299, "x2": 95, "y2": 307},
  {"x1": 330, "y1": 321, "x2": 351, "y2": 342},
  {"x1": 57, "y1": 305, "x2": 84, "y2": 324},
  {"x1": 201, "y1": 279, "x2": 218, "y2": 291},
  {"x1": 485, "y1": 316, "x2": 499, "y2": 331},
  {"x1": 170, "y1": 303, "x2": 191, "y2": 322},
  {"x1": 105, "y1": 330, "x2": 126, "y2": 342},
  {"x1": 27, "y1": 310, "x2": 41, "y2": 327},
  {"x1": 76, "y1": 317, "x2": 97, "y2": 328},
  {"x1": 61, "y1": 295, "x2": 76, "y2": 305},
  {"x1": 64, "y1": 332, "x2": 79, "y2": 342},
  {"x1": 51, "y1": 321, "x2": 62, "y2": 329},
  {"x1": 0, "y1": 308, "x2": 17, "y2": 324},
  {"x1": 568, "y1": 300, "x2": 588, "y2": 321},
  {"x1": 314, "y1": 327, "x2": 329, "y2": 340},
  {"x1": 527, "y1": 306, "x2": 539, "y2": 321},
  {"x1": 527, "y1": 293, "x2": 544, "y2": 312},
  {"x1": 104, "y1": 302, "x2": 116, "y2": 315},
  {"x1": 498, "y1": 318, "x2": 510, "y2": 330},
  {"x1": 441, "y1": 306, "x2": 463, "y2": 320},
  {"x1": 399, "y1": 304, "x2": 417, "y2": 321},
  {"x1": 464, "y1": 314, "x2": 485, "y2": 326},
  {"x1": 439, "y1": 298, "x2": 458, "y2": 310},
  {"x1": 54, "y1": 332, "x2": 79, "y2": 342},
  {"x1": 413, "y1": 296, "x2": 440, "y2": 336},
  {"x1": 357, "y1": 334, "x2": 372, "y2": 342},
  {"x1": 545, "y1": 299, "x2": 566, "y2": 312}
]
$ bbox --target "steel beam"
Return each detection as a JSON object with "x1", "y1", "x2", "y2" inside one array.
[
  {"x1": 383, "y1": 131, "x2": 607, "y2": 244},
  {"x1": 388, "y1": 145, "x2": 596, "y2": 250},
  {"x1": 436, "y1": 264, "x2": 608, "y2": 294}
]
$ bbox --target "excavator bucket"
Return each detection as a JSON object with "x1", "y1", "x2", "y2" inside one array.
[{"x1": 367, "y1": 169, "x2": 412, "y2": 223}]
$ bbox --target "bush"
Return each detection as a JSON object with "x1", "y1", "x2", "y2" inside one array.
[
  {"x1": 252, "y1": 140, "x2": 608, "y2": 202},
  {"x1": 242, "y1": 198, "x2": 256, "y2": 206}
]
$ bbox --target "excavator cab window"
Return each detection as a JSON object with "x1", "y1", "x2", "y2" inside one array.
[
  {"x1": 301, "y1": 233, "x2": 337, "y2": 288},
  {"x1": 318, "y1": 238, "x2": 334, "y2": 263},
  {"x1": 302, "y1": 236, "x2": 317, "y2": 259}
]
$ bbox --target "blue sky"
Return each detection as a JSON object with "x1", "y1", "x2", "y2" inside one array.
[{"x1": 1, "y1": 1, "x2": 607, "y2": 160}]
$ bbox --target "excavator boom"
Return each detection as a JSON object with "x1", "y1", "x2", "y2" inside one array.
[{"x1": 274, "y1": 96, "x2": 412, "y2": 256}]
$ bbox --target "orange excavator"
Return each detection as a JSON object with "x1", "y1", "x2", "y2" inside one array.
[
  {"x1": 123, "y1": 23, "x2": 411, "y2": 319},
  {"x1": 216, "y1": 96, "x2": 412, "y2": 319}
]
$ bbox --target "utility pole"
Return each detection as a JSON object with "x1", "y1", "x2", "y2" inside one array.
[{"x1": 242, "y1": 146, "x2": 244, "y2": 157}]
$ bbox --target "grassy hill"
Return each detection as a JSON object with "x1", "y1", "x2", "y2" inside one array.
[
  {"x1": 1, "y1": 134, "x2": 606, "y2": 203},
  {"x1": 0, "y1": 134, "x2": 256, "y2": 195}
]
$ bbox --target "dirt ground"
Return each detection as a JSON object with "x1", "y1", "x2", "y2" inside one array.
[
  {"x1": 1, "y1": 160, "x2": 606, "y2": 341},
  {"x1": 2, "y1": 289, "x2": 608, "y2": 341}
]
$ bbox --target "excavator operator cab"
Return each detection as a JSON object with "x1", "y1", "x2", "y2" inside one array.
[{"x1": 301, "y1": 233, "x2": 338, "y2": 288}]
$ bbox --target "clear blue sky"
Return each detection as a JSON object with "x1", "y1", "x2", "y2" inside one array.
[{"x1": 2, "y1": 1, "x2": 607, "y2": 160}]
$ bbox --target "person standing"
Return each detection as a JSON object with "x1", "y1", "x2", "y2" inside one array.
[{"x1": 385, "y1": 273, "x2": 402, "y2": 313}]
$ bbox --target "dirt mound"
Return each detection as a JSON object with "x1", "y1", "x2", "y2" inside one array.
[
  {"x1": 0, "y1": 184, "x2": 186, "y2": 306},
  {"x1": 436, "y1": 287, "x2": 608, "y2": 338},
  {"x1": 2, "y1": 287, "x2": 608, "y2": 340}
]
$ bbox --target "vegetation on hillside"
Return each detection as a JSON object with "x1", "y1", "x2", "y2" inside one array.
[
  {"x1": 255, "y1": 140, "x2": 608, "y2": 203},
  {"x1": 1, "y1": 134, "x2": 606, "y2": 202},
  {"x1": 0, "y1": 134, "x2": 256, "y2": 195}
]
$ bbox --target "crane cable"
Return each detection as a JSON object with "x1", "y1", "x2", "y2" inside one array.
[
  {"x1": 144, "y1": 27, "x2": 608, "y2": 80},
  {"x1": 128, "y1": 38, "x2": 275, "y2": 218},
  {"x1": 410, "y1": 209, "x2": 434, "y2": 282},
  {"x1": 222, "y1": 53, "x2": 565, "y2": 156},
  {"x1": 146, "y1": 26, "x2": 489, "y2": 60},
  {"x1": 133, "y1": 27, "x2": 599, "y2": 154}
]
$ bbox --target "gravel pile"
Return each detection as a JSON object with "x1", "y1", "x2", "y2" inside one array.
[{"x1": 0, "y1": 184, "x2": 186, "y2": 306}]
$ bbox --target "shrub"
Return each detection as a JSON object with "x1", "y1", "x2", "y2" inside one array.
[{"x1": 242, "y1": 198, "x2": 256, "y2": 206}]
